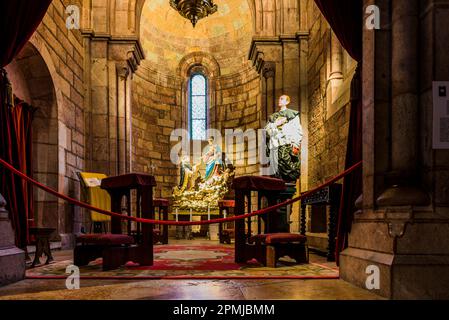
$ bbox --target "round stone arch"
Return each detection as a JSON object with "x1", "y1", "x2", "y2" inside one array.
[
  {"x1": 177, "y1": 52, "x2": 221, "y2": 79},
  {"x1": 5, "y1": 40, "x2": 62, "y2": 232},
  {"x1": 177, "y1": 52, "x2": 221, "y2": 133}
]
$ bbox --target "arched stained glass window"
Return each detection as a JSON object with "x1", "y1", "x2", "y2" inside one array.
[{"x1": 189, "y1": 74, "x2": 207, "y2": 140}]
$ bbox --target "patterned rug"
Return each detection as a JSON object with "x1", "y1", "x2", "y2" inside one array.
[{"x1": 27, "y1": 245, "x2": 339, "y2": 279}]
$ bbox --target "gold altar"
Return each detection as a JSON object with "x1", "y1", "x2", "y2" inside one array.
[{"x1": 172, "y1": 139, "x2": 235, "y2": 212}]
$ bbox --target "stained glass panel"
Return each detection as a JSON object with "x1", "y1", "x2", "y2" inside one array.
[
  {"x1": 192, "y1": 96, "x2": 206, "y2": 119},
  {"x1": 191, "y1": 74, "x2": 206, "y2": 96},
  {"x1": 189, "y1": 73, "x2": 207, "y2": 140},
  {"x1": 192, "y1": 119, "x2": 206, "y2": 140}
]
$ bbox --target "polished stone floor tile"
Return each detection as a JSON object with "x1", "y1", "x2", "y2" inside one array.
[{"x1": 0, "y1": 240, "x2": 381, "y2": 300}]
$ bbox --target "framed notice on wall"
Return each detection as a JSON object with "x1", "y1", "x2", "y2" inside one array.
[{"x1": 433, "y1": 81, "x2": 449, "y2": 149}]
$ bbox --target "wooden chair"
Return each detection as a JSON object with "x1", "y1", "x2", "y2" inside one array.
[
  {"x1": 233, "y1": 176, "x2": 309, "y2": 267},
  {"x1": 76, "y1": 172, "x2": 134, "y2": 270},
  {"x1": 75, "y1": 173, "x2": 157, "y2": 270},
  {"x1": 77, "y1": 172, "x2": 111, "y2": 233}
]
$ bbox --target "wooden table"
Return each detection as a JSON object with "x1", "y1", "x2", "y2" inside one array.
[
  {"x1": 101, "y1": 173, "x2": 156, "y2": 268},
  {"x1": 29, "y1": 227, "x2": 55, "y2": 267},
  {"x1": 300, "y1": 184, "x2": 341, "y2": 261}
]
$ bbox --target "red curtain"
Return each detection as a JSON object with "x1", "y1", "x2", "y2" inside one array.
[
  {"x1": 0, "y1": 0, "x2": 53, "y2": 67},
  {"x1": 0, "y1": 0, "x2": 52, "y2": 248},
  {"x1": 314, "y1": 0, "x2": 363, "y2": 264},
  {"x1": 3, "y1": 99, "x2": 36, "y2": 247}
]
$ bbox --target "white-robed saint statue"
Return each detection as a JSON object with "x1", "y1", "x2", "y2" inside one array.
[{"x1": 265, "y1": 95, "x2": 303, "y2": 182}]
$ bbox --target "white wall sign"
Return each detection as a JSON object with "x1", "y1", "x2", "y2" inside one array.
[{"x1": 433, "y1": 81, "x2": 449, "y2": 149}]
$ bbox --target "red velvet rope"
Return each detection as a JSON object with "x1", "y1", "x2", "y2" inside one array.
[{"x1": 0, "y1": 157, "x2": 362, "y2": 226}]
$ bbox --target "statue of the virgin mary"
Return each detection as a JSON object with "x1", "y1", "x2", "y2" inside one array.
[{"x1": 202, "y1": 136, "x2": 224, "y2": 183}]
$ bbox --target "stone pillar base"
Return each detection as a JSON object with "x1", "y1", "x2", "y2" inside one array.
[
  {"x1": 0, "y1": 216, "x2": 25, "y2": 286},
  {"x1": 340, "y1": 247, "x2": 449, "y2": 299},
  {"x1": 0, "y1": 246, "x2": 26, "y2": 286},
  {"x1": 340, "y1": 216, "x2": 449, "y2": 299}
]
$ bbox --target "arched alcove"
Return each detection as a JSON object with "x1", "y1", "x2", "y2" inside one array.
[
  {"x1": 131, "y1": 0, "x2": 260, "y2": 199},
  {"x1": 177, "y1": 51, "x2": 221, "y2": 133},
  {"x1": 5, "y1": 42, "x2": 59, "y2": 231}
]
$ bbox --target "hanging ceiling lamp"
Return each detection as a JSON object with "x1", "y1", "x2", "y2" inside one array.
[{"x1": 169, "y1": 0, "x2": 218, "y2": 27}]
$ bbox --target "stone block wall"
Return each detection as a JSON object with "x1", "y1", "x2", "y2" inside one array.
[
  {"x1": 306, "y1": 4, "x2": 351, "y2": 188},
  {"x1": 5, "y1": 0, "x2": 85, "y2": 245},
  {"x1": 132, "y1": 67, "x2": 181, "y2": 199},
  {"x1": 293, "y1": 0, "x2": 354, "y2": 237},
  {"x1": 35, "y1": 0, "x2": 85, "y2": 242},
  {"x1": 214, "y1": 65, "x2": 262, "y2": 177},
  {"x1": 131, "y1": 2, "x2": 355, "y2": 224}
]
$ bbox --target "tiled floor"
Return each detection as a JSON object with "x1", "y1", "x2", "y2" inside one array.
[{"x1": 0, "y1": 240, "x2": 382, "y2": 300}]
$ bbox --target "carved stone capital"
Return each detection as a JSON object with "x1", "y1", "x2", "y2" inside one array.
[
  {"x1": 387, "y1": 221, "x2": 408, "y2": 238},
  {"x1": 116, "y1": 62, "x2": 130, "y2": 79},
  {"x1": 83, "y1": 33, "x2": 145, "y2": 74},
  {"x1": 262, "y1": 61, "x2": 276, "y2": 79},
  {"x1": 249, "y1": 35, "x2": 305, "y2": 75},
  {"x1": 107, "y1": 38, "x2": 144, "y2": 74}
]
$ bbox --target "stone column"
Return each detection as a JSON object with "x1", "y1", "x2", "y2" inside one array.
[
  {"x1": 0, "y1": 194, "x2": 25, "y2": 286},
  {"x1": 298, "y1": 31, "x2": 309, "y2": 205},
  {"x1": 262, "y1": 61, "x2": 276, "y2": 120},
  {"x1": 281, "y1": 36, "x2": 301, "y2": 107},
  {"x1": 125, "y1": 68, "x2": 133, "y2": 174},
  {"x1": 116, "y1": 62, "x2": 130, "y2": 175},
  {"x1": 83, "y1": 34, "x2": 143, "y2": 175},
  {"x1": 87, "y1": 38, "x2": 111, "y2": 174},
  {"x1": 376, "y1": 0, "x2": 429, "y2": 206},
  {"x1": 328, "y1": 32, "x2": 344, "y2": 104},
  {"x1": 81, "y1": 33, "x2": 143, "y2": 234},
  {"x1": 340, "y1": 0, "x2": 449, "y2": 299},
  {"x1": 108, "y1": 41, "x2": 143, "y2": 175}
]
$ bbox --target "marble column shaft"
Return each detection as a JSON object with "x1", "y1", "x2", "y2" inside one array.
[{"x1": 391, "y1": 0, "x2": 419, "y2": 181}]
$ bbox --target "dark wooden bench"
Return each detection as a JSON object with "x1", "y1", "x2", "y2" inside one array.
[{"x1": 74, "y1": 233, "x2": 135, "y2": 269}]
